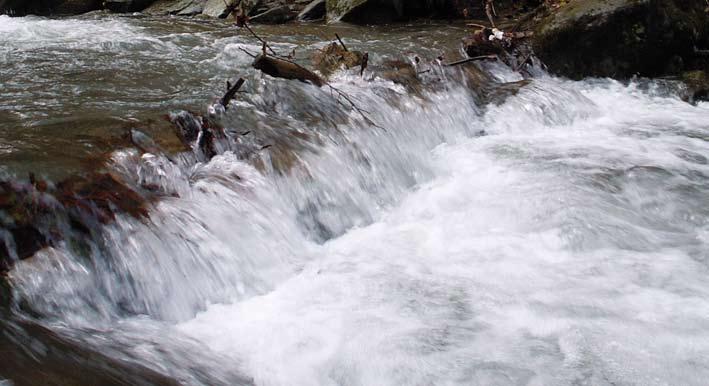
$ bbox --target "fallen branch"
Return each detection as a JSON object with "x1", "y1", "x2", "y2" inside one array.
[
  {"x1": 221, "y1": 77, "x2": 245, "y2": 109},
  {"x1": 238, "y1": 46, "x2": 257, "y2": 58},
  {"x1": 445, "y1": 55, "x2": 498, "y2": 66},
  {"x1": 243, "y1": 23, "x2": 279, "y2": 57},
  {"x1": 245, "y1": 34, "x2": 384, "y2": 130},
  {"x1": 335, "y1": 33, "x2": 348, "y2": 52},
  {"x1": 253, "y1": 54, "x2": 325, "y2": 87},
  {"x1": 467, "y1": 23, "x2": 489, "y2": 29}
]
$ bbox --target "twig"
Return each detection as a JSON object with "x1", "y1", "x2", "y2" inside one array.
[
  {"x1": 243, "y1": 23, "x2": 279, "y2": 56},
  {"x1": 445, "y1": 55, "x2": 497, "y2": 66},
  {"x1": 326, "y1": 83, "x2": 384, "y2": 130},
  {"x1": 221, "y1": 77, "x2": 245, "y2": 109},
  {"x1": 238, "y1": 46, "x2": 257, "y2": 58},
  {"x1": 467, "y1": 23, "x2": 488, "y2": 29},
  {"x1": 360, "y1": 52, "x2": 369, "y2": 76},
  {"x1": 513, "y1": 52, "x2": 533, "y2": 72},
  {"x1": 335, "y1": 33, "x2": 348, "y2": 51}
]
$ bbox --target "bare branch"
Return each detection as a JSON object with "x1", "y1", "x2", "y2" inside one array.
[
  {"x1": 445, "y1": 55, "x2": 498, "y2": 66},
  {"x1": 335, "y1": 33, "x2": 348, "y2": 52}
]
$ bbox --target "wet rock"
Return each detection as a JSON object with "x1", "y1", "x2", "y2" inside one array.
[
  {"x1": 0, "y1": 169, "x2": 150, "y2": 273},
  {"x1": 0, "y1": 319, "x2": 182, "y2": 386},
  {"x1": 170, "y1": 111, "x2": 203, "y2": 145},
  {"x1": 57, "y1": 173, "x2": 149, "y2": 223},
  {"x1": 0, "y1": 181, "x2": 56, "y2": 271},
  {"x1": 311, "y1": 42, "x2": 364, "y2": 77},
  {"x1": 201, "y1": 0, "x2": 234, "y2": 17},
  {"x1": 202, "y1": 0, "x2": 258, "y2": 18},
  {"x1": 129, "y1": 129, "x2": 164, "y2": 155},
  {"x1": 298, "y1": 0, "x2": 325, "y2": 20},
  {"x1": 250, "y1": 4, "x2": 295, "y2": 23},
  {"x1": 484, "y1": 79, "x2": 531, "y2": 105},
  {"x1": 54, "y1": 0, "x2": 103, "y2": 14},
  {"x1": 0, "y1": 0, "x2": 101, "y2": 15},
  {"x1": 682, "y1": 70, "x2": 709, "y2": 104},
  {"x1": 176, "y1": 0, "x2": 205, "y2": 15},
  {"x1": 103, "y1": 0, "x2": 154, "y2": 12},
  {"x1": 144, "y1": 0, "x2": 203, "y2": 15},
  {"x1": 532, "y1": 0, "x2": 709, "y2": 79},
  {"x1": 378, "y1": 59, "x2": 422, "y2": 93}
]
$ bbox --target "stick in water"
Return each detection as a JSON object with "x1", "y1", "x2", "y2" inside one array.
[
  {"x1": 445, "y1": 55, "x2": 497, "y2": 66},
  {"x1": 335, "y1": 33, "x2": 348, "y2": 51},
  {"x1": 221, "y1": 77, "x2": 245, "y2": 109}
]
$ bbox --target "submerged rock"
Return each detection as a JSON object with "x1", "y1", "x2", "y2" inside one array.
[
  {"x1": 0, "y1": 172, "x2": 148, "y2": 274},
  {"x1": 532, "y1": 0, "x2": 709, "y2": 79},
  {"x1": 0, "y1": 319, "x2": 182, "y2": 386}
]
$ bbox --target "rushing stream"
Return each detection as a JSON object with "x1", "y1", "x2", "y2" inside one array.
[{"x1": 2, "y1": 13, "x2": 709, "y2": 386}]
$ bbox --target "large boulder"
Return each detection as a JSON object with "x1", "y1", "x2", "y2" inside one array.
[
  {"x1": 325, "y1": 0, "x2": 457, "y2": 23},
  {"x1": 532, "y1": 0, "x2": 709, "y2": 79},
  {"x1": 202, "y1": 0, "x2": 260, "y2": 17},
  {"x1": 250, "y1": 4, "x2": 296, "y2": 23},
  {"x1": 144, "y1": 0, "x2": 203, "y2": 15},
  {"x1": 0, "y1": 0, "x2": 101, "y2": 15},
  {"x1": 103, "y1": 0, "x2": 154, "y2": 12},
  {"x1": 298, "y1": 0, "x2": 325, "y2": 21}
]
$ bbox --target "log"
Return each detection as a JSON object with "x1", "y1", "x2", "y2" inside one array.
[{"x1": 252, "y1": 55, "x2": 324, "y2": 87}]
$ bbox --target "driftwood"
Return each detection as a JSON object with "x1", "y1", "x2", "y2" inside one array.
[
  {"x1": 253, "y1": 54, "x2": 324, "y2": 87},
  {"x1": 221, "y1": 77, "x2": 245, "y2": 109},
  {"x1": 446, "y1": 55, "x2": 498, "y2": 66},
  {"x1": 243, "y1": 26, "x2": 383, "y2": 129}
]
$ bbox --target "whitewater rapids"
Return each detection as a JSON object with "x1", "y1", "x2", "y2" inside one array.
[{"x1": 2, "y1": 14, "x2": 709, "y2": 386}]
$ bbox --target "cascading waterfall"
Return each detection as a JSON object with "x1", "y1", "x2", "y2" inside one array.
[{"x1": 2, "y1": 14, "x2": 709, "y2": 386}]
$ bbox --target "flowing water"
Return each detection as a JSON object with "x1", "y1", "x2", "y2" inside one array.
[{"x1": 2, "y1": 13, "x2": 709, "y2": 386}]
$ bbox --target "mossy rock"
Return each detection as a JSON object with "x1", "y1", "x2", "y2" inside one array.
[
  {"x1": 532, "y1": 0, "x2": 709, "y2": 79},
  {"x1": 682, "y1": 70, "x2": 709, "y2": 103}
]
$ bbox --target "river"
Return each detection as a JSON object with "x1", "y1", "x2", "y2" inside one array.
[{"x1": 1, "y1": 13, "x2": 709, "y2": 386}]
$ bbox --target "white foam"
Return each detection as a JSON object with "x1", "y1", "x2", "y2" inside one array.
[{"x1": 178, "y1": 79, "x2": 709, "y2": 385}]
